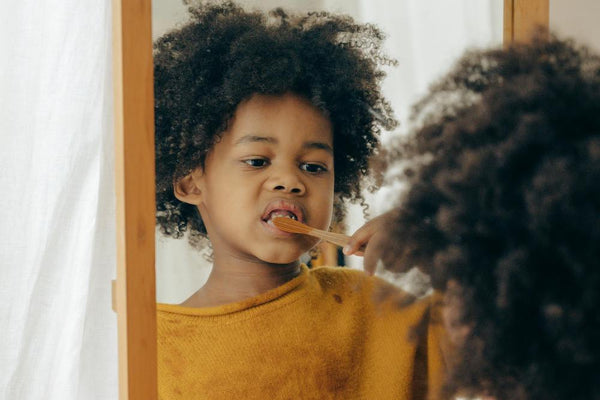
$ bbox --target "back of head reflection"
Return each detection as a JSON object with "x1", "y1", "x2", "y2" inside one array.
[{"x1": 378, "y1": 36, "x2": 600, "y2": 400}]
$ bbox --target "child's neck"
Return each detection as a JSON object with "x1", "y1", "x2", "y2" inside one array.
[{"x1": 180, "y1": 257, "x2": 302, "y2": 308}]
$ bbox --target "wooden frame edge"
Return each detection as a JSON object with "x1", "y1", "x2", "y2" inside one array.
[
  {"x1": 112, "y1": 0, "x2": 157, "y2": 399},
  {"x1": 504, "y1": 0, "x2": 549, "y2": 45},
  {"x1": 503, "y1": 0, "x2": 515, "y2": 44}
]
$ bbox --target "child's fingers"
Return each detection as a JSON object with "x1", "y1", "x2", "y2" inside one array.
[
  {"x1": 342, "y1": 226, "x2": 386, "y2": 276},
  {"x1": 342, "y1": 218, "x2": 379, "y2": 256},
  {"x1": 342, "y1": 212, "x2": 396, "y2": 274},
  {"x1": 343, "y1": 229, "x2": 372, "y2": 256},
  {"x1": 362, "y1": 231, "x2": 386, "y2": 276},
  {"x1": 343, "y1": 212, "x2": 394, "y2": 256}
]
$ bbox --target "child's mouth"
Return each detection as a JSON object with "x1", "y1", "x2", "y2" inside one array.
[
  {"x1": 260, "y1": 200, "x2": 305, "y2": 237},
  {"x1": 264, "y1": 210, "x2": 298, "y2": 226}
]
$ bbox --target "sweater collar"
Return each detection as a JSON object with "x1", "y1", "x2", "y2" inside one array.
[{"x1": 157, "y1": 264, "x2": 310, "y2": 316}]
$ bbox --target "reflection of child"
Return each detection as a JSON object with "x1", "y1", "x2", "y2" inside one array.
[
  {"x1": 154, "y1": 3, "x2": 447, "y2": 399},
  {"x1": 374, "y1": 37, "x2": 600, "y2": 400}
]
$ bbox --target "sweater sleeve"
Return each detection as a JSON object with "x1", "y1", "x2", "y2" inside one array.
[{"x1": 426, "y1": 290, "x2": 452, "y2": 400}]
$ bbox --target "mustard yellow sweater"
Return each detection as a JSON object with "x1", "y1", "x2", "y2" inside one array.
[{"x1": 157, "y1": 265, "x2": 449, "y2": 400}]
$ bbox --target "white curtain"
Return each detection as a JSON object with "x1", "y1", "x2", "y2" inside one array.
[{"x1": 0, "y1": 1, "x2": 117, "y2": 399}]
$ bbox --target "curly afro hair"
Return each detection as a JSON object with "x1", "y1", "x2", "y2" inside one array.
[
  {"x1": 154, "y1": 1, "x2": 397, "y2": 244},
  {"x1": 379, "y1": 37, "x2": 600, "y2": 400}
]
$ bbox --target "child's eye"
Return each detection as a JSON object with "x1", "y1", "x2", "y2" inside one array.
[
  {"x1": 300, "y1": 163, "x2": 328, "y2": 174},
  {"x1": 243, "y1": 158, "x2": 269, "y2": 168}
]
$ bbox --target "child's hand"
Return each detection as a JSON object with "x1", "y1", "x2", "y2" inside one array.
[{"x1": 343, "y1": 212, "x2": 393, "y2": 276}]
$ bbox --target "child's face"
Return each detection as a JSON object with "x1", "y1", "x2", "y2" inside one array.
[{"x1": 183, "y1": 93, "x2": 335, "y2": 265}]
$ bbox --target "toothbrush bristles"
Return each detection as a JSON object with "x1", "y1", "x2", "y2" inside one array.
[{"x1": 272, "y1": 217, "x2": 313, "y2": 234}]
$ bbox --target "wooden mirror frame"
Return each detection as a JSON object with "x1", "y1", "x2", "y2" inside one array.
[
  {"x1": 504, "y1": 0, "x2": 549, "y2": 43},
  {"x1": 111, "y1": 1, "x2": 548, "y2": 398},
  {"x1": 112, "y1": 0, "x2": 156, "y2": 399}
]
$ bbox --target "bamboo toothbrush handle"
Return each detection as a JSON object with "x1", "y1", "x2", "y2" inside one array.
[
  {"x1": 309, "y1": 229, "x2": 367, "y2": 254},
  {"x1": 309, "y1": 229, "x2": 352, "y2": 248}
]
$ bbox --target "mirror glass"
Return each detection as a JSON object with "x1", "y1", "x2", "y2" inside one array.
[{"x1": 152, "y1": 0, "x2": 504, "y2": 304}]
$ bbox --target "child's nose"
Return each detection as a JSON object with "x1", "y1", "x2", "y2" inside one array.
[
  {"x1": 268, "y1": 169, "x2": 306, "y2": 195},
  {"x1": 273, "y1": 183, "x2": 304, "y2": 194}
]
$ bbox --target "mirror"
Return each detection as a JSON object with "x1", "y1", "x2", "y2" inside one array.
[
  {"x1": 112, "y1": 1, "x2": 600, "y2": 397},
  {"x1": 152, "y1": 0, "x2": 503, "y2": 304}
]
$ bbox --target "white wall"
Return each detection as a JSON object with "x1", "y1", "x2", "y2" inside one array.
[
  {"x1": 550, "y1": 0, "x2": 600, "y2": 52},
  {"x1": 152, "y1": 1, "x2": 361, "y2": 39}
]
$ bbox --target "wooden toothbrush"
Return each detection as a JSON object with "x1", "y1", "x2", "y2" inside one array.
[{"x1": 272, "y1": 217, "x2": 353, "y2": 248}]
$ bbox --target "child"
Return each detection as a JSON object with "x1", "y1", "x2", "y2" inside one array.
[
  {"x1": 370, "y1": 37, "x2": 600, "y2": 399},
  {"x1": 154, "y1": 2, "x2": 448, "y2": 399}
]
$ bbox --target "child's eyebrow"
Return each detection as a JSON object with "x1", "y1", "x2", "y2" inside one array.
[
  {"x1": 235, "y1": 135, "x2": 333, "y2": 154},
  {"x1": 304, "y1": 141, "x2": 333, "y2": 155},
  {"x1": 234, "y1": 135, "x2": 276, "y2": 145}
]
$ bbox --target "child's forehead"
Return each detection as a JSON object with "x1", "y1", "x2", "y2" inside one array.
[
  {"x1": 233, "y1": 92, "x2": 328, "y2": 119},
  {"x1": 223, "y1": 93, "x2": 334, "y2": 145}
]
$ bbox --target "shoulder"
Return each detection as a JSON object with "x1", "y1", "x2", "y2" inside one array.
[
  {"x1": 309, "y1": 265, "x2": 388, "y2": 294},
  {"x1": 309, "y1": 266, "x2": 427, "y2": 313},
  {"x1": 309, "y1": 267, "x2": 449, "y2": 355}
]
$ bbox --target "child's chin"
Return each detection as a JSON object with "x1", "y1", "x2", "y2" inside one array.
[
  {"x1": 258, "y1": 250, "x2": 305, "y2": 265},
  {"x1": 254, "y1": 239, "x2": 317, "y2": 265},
  {"x1": 262, "y1": 255, "x2": 302, "y2": 265}
]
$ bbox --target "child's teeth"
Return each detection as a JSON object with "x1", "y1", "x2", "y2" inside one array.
[{"x1": 268, "y1": 211, "x2": 297, "y2": 221}]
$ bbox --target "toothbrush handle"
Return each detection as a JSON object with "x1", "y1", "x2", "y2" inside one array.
[{"x1": 308, "y1": 229, "x2": 351, "y2": 248}]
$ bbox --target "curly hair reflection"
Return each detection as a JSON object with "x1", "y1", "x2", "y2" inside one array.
[{"x1": 379, "y1": 37, "x2": 600, "y2": 400}]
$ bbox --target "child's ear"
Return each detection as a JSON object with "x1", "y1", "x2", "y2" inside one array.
[{"x1": 173, "y1": 169, "x2": 204, "y2": 205}]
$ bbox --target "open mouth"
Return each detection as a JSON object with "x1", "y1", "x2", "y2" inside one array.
[
  {"x1": 263, "y1": 210, "x2": 298, "y2": 226},
  {"x1": 260, "y1": 200, "x2": 305, "y2": 235}
]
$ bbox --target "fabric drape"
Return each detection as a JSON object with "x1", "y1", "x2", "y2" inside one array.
[{"x1": 0, "y1": 1, "x2": 118, "y2": 399}]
